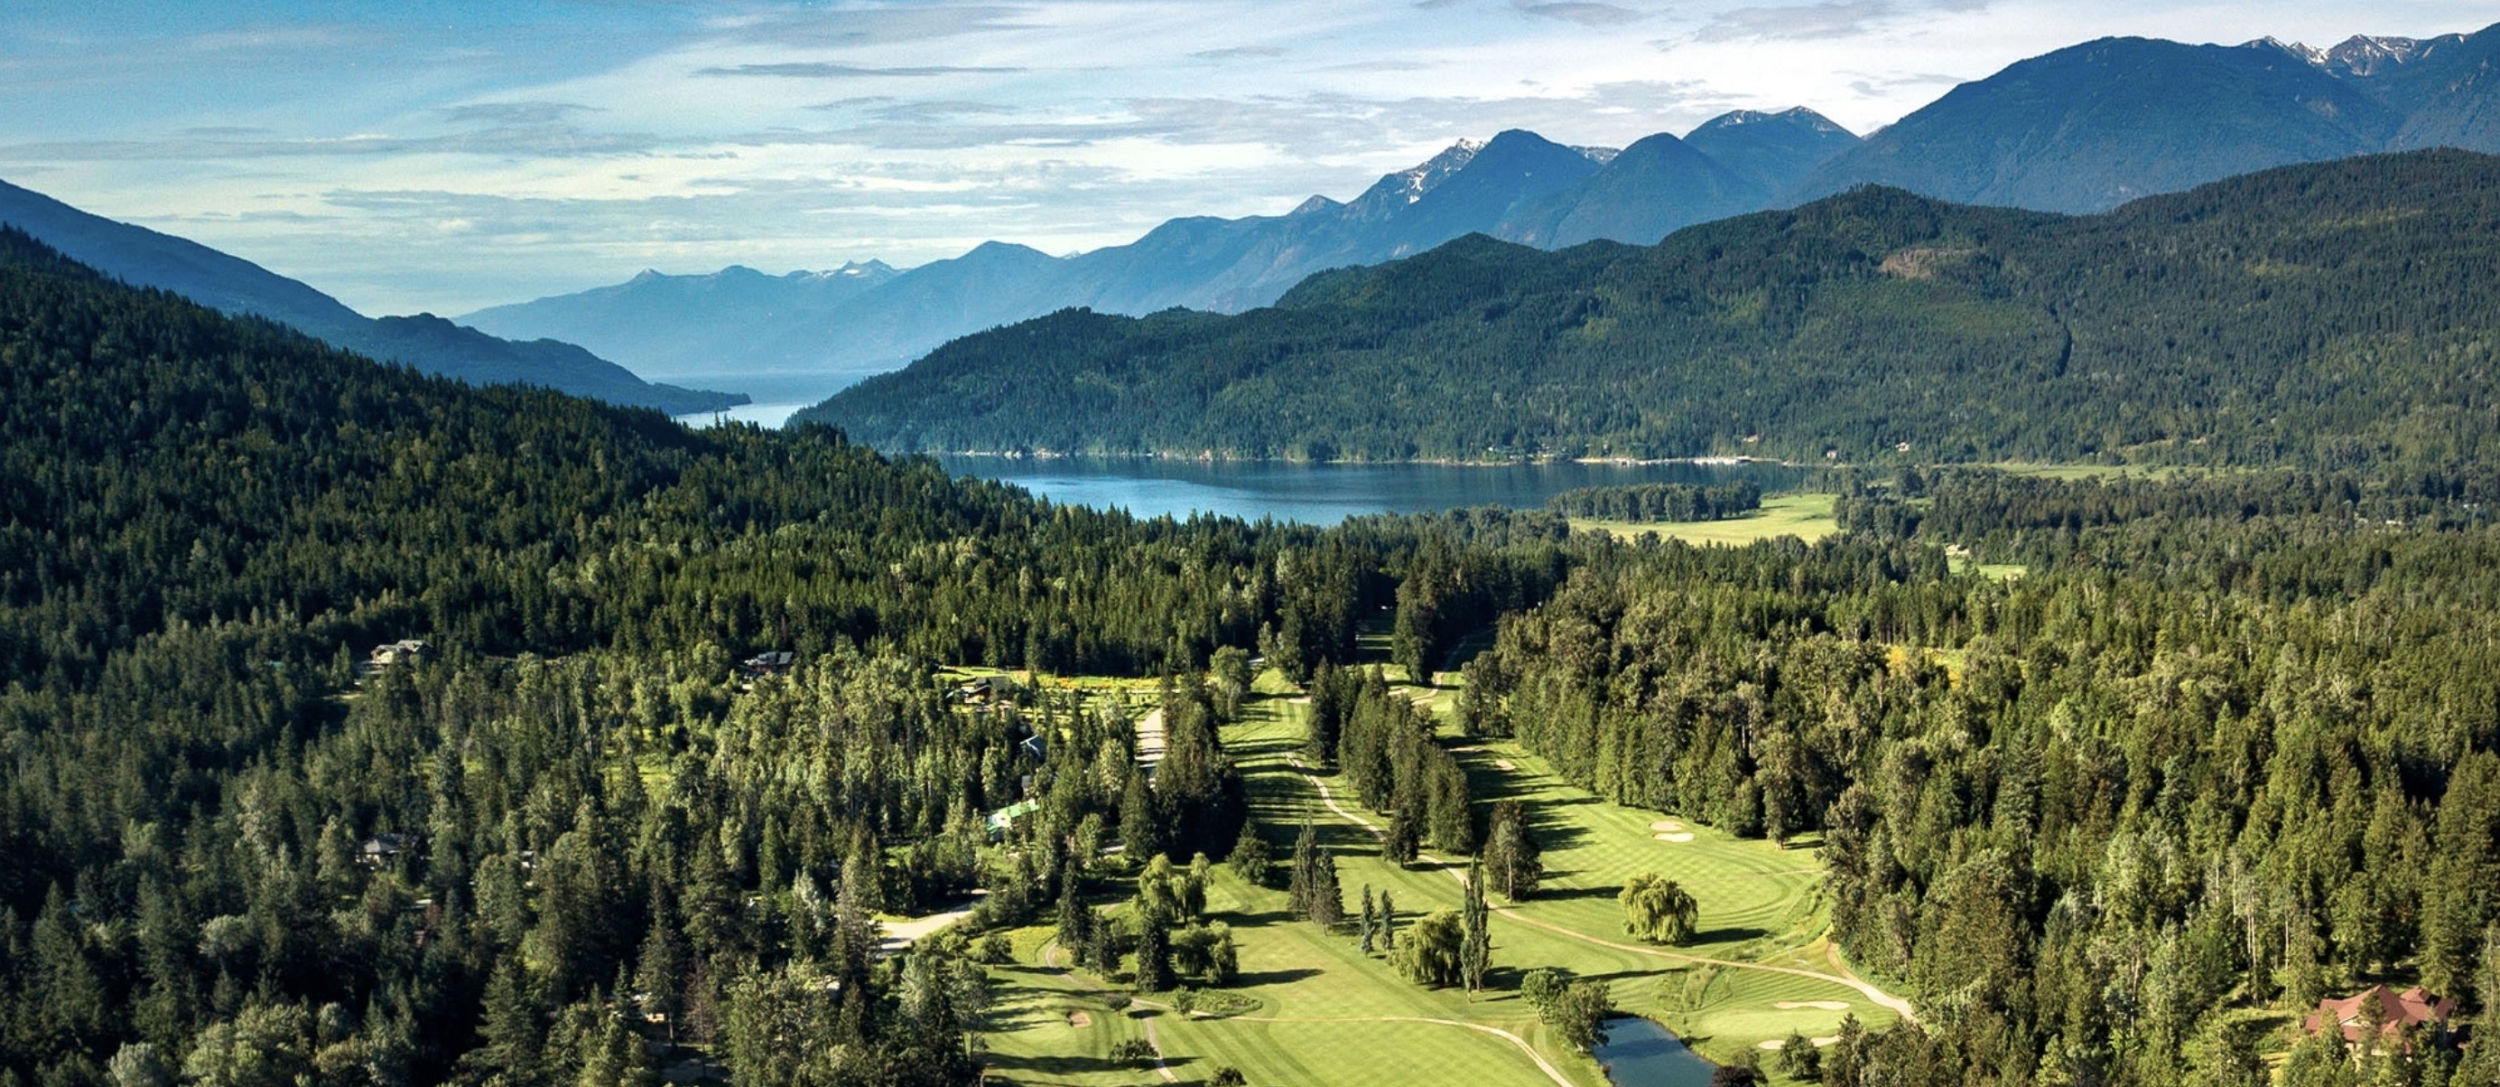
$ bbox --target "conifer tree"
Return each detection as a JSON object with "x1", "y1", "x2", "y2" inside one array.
[
  {"x1": 1360, "y1": 885, "x2": 1377, "y2": 953},
  {"x1": 1460, "y1": 858, "x2": 1491, "y2": 997}
]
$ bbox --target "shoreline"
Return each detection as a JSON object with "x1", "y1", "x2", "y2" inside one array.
[{"x1": 922, "y1": 449, "x2": 1821, "y2": 470}]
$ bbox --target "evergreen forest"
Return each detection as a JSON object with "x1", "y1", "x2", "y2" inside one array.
[
  {"x1": 805, "y1": 149, "x2": 2500, "y2": 474},
  {"x1": 8, "y1": 162, "x2": 2500, "y2": 1087}
]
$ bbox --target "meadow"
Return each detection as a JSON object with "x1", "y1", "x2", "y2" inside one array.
[{"x1": 1569, "y1": 493, "x2": 1838, "y2": 547}]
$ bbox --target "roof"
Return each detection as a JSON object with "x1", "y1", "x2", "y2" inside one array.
[{"x1": 2303, "y1": 985, "x2": 2455, "y2": 1045}]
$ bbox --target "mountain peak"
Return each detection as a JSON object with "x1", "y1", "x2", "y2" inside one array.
[
  {"x1": 1381, "y1": 138, "x2": 1487, "y2": 205},
  {"x1": 2254, "y1": 33, "x2": 2430, "y2": 76}
]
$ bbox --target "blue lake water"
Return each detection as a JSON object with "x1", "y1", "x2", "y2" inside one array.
[
  {"x1": 931, "y1": 456, "x2": 1810, "y2": 525},
  {"x1": 1592, "y1": 1017, "x2": 1720, "y2": 1087}
]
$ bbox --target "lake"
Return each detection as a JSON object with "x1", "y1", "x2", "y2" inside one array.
[
  {"x1": 1592, "y1": 1017, "x2": 1720, "y2": 1087},
  {"x1": 931, "y1": 455, "x2": 1811, "y2": 525}
]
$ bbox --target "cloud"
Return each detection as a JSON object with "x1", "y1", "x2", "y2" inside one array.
[
  {"x1": 1318, "y1": 60, "x2": 1440, "y2": 72},
  {"x1": 1516, "y1": 3, "x2": 1647, "y2": 27},
  {"x1": 695, "y1": 62, "x2": 1024, "y2": 78},
  {"x1": 1694, "y1": 1, "x2": 1895, "y2": 43},
  {"x1": 439, "y1": 102, "x2": 600, "y2": 126},
  {"x1": 703, "y1": 6, "x2": 1037, "y2": 49},
  {"x1": 1193, "y1": 45, "x2": 1288, "y2": 60}
]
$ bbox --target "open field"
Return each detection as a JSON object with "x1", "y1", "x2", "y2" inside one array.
[
  {"x1": 975, "y1": 668, "x2": 1904, "y2": 1086},
  {"x1": 1570, "y1": 493, "x2": 1837, "y2": 547}
]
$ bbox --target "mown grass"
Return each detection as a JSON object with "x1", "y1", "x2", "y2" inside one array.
[
  {"x1": 1570, "y1": 493, "x2": 1838, "y2": 547},
  {"x1": 976, "y1": 670, "x2": 1899, "y2": 1086}
]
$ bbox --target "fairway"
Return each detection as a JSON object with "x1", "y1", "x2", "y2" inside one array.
[
  {"x1": 974, "y1": 669, "x2": 1908, "y2": 1087},
  {"x1": 1571, "y1": 493, "x2": 1837, "y2": 547}
]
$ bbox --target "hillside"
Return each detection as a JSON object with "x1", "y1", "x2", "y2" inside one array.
[
  {"x1": 0, "y1": 178, "x2": 744, "y2": 414},
  {"x1": 803, "y1": 150, "x2": 2500, "y2": 472},
  {"x1": 1791, "y1": 27, "x2": 2500, "y2": 212}
]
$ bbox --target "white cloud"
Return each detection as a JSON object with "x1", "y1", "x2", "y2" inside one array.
[{"x1": 0, "y1": 0, "x2": 2486, "y2": 314}]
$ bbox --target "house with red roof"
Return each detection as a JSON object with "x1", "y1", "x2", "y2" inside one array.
[{"x1": 2303, "y1": 985, "x2": 2456, "y2": 1051}]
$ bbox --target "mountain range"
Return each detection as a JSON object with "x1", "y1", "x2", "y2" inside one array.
[
  {"x1": 467, "y1": 23, "x2": 2500, "y2": 406},
  {"x1": 799, "y1": 149, "x2": 2500, "y2": 472},
  {"x1": 461, "y1": 109, "x2": 1857, "y2": 400},
  {"x1": 0, "y1": 179, "x2": 745, "y2": 416}
]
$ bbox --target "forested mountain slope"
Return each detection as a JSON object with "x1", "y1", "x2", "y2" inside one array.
[
  {"x1": 10, "y1": 220, "x2": 2500, "y2": 1087},
  {"x1": 805, "y1": 150, "x2": 2500, "y2": 472},
  {"x1": 0, "y1": 179, "x2": 743, "y2": 415}
]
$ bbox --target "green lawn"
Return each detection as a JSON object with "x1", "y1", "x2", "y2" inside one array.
[
  {"x1": 975, "y1": 673, "x2": 1905, "y2": 1086},
  {"x1": 1571, "y1": 493, "x2": 1838, "y2": 547}
]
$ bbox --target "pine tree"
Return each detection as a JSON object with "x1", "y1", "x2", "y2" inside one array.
[
  {"x1": 1360, "y1": 886, "x2": 1377, "y2": 953},
  {"x1": 1310, "y1": 852, "x2": 1344, "y2": 929},
  {"x1": 1380, "y1": 890, "x2": 1398, "y2": 952},
  {"x1": 1460, "y1": 858, "x2": 1491, "y2": 997},
  {"x1": 1288, "y1": 820, "x2": 1319, "y2": 920},
  {"x1": 1134, "y1": 920, "x2": 1174, "y2": 993}
]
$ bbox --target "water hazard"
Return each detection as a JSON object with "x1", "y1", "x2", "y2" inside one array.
[{"x1": 1592, "y1": 1017, "x2": 1719, "y2": 1087}]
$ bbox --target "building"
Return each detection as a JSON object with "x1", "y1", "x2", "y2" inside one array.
[
  {"x1": 359, "y1": 833, "x2": 408, "y2": 867},
  {"x1": 740, "y1": 650, "x2": 796, "y2": 677},
  {"x1": 2304, "y1": 985, "x2": 2456, "y2": 1050},
  {"x1": 368, "y1": 639, "x2": 432, "y2": 668}
]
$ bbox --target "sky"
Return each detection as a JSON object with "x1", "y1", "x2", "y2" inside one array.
[{"x1": 2, "y1": 0, "x2": 2493, "y2": 316}]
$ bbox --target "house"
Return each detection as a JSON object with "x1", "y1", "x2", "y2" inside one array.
[
  {"x1": 2304, "y1": 985, "x2": 2456, "y2": 1050},
  {"x1": 1018, "y1": 732, "x2": 1047, "y2": 761},
  {"x1": 368, "y1": 639, "x2": 432, "y2": 668},
  {"x1": 950, "y1": 674, "x2": 1021, "y2": 705},
  {"x1": 740, "y1": 650, "x2": 796, "y2": 677},
  {"x1": 359, "y1": 833, "x2": 407, "y2": 867},
  {"x1": 984, "y1": 800, "x2": 1041, "y2": 839}
]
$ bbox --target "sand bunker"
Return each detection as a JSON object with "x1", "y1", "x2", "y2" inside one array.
[
  {"x1": 1653, "y1": 832, "x2": 1696, "y2": 843},
  {"x1": 1758, "y1": 1040, "x2": 1786, "y2": 1051},
  {"x1": 1763, "y1": 1034, "x2": 1843, "y2": 1050},
  {"x1": 1494, "y1": 759, "x2": 1516, "y2": 771},
  {"x1": 1648, "y1": 819, "x2": 1685, "y2": 832},
  {"x1": 1774, "y1": 1001, "x2": 1850, "y2": 1011},
  {"x1": 1813, "y1": 1037, "x2": 1839, "y2": 1047},
  {"x1": 1065, "y1": 1011, "x2": 1092, "y2": 1028}
]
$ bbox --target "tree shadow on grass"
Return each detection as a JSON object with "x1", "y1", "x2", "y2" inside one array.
[
  {"x1": 1692, "y1": 926, "x2": 1770, "y2": 945},
  {"x1": 982, "y1": 1054, "x2": 1174, "y2": 1077},
  {"x1": 1228, "y1": 966, "x2": 1324, "y2": 987},
  {"x1": 1518, "y1": 884, "x2": 1618, "y2": 903}
]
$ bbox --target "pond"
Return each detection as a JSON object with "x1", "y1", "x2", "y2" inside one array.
[
  {"x1": 929, "y1": 455, "x2": 1811, "y2": 526},
  {"x1": 1592, "y1": 1017, "x2": 1720, "y2": 1087}
]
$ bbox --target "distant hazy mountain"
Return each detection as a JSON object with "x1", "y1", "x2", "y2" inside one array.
[
  {"x1": 1681, "y1": 107, "x2": 1864, "y2": 195},
  {"x1": 463, "y1": 262, "x2": 897, "y2": 377},
  {"x1": 1498, "y1": 133, "x2": 1761, "y2": 248},
  {"x1": 1792, "y1": 24, "x2": 2500, "y2": 212},
  {"x1": 0, "y1": 178, "x2": 742, "y2": 415},
  {"x1": 463, "y1": 117, "x2": 1841, "y2": 394}
]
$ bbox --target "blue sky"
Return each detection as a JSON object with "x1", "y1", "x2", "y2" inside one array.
[{"x1": 2, "y1": 0, "x2": 2491, "y2": 315}]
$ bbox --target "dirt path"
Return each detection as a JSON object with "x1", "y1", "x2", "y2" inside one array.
[
  {"x1": 1136, "y1": 706, "x2": 1168, "y2": 769},
  {"x1": 876, "y1": 897, "x2": 980, "y2": 957},
  {"x1": 1288, "y1": 756, "x2": 1920, "y2": 1025}
]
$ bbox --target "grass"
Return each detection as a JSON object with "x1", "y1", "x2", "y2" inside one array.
[
  {"x1": 976, "y1": 668, "x2": 1904, "y2": 1087},
  {"x1": 1571, "y1": 493, "x2": 1838, "y2": 547}
]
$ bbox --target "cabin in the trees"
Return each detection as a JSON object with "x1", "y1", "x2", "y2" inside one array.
[
  {"x1": 2303, "y1": 985, "x2": 2455, "y2": 1050},
  {"x1": 951, "y1": 674, "x2": 1021, "y2": 705},
  {"x1": 359, "y1": 833, "x2": 408, "y2": 867},
  {"x1": 368, "y1": 639, "x2": 432, "y2": 668},
  {"x1": 740, "y1": 650, "x2": 796, "y2": 677}
]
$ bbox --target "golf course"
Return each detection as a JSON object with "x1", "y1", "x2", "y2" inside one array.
[{"x1": 965, "y1": 659, "x2": 1909, "y2": 1087}]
